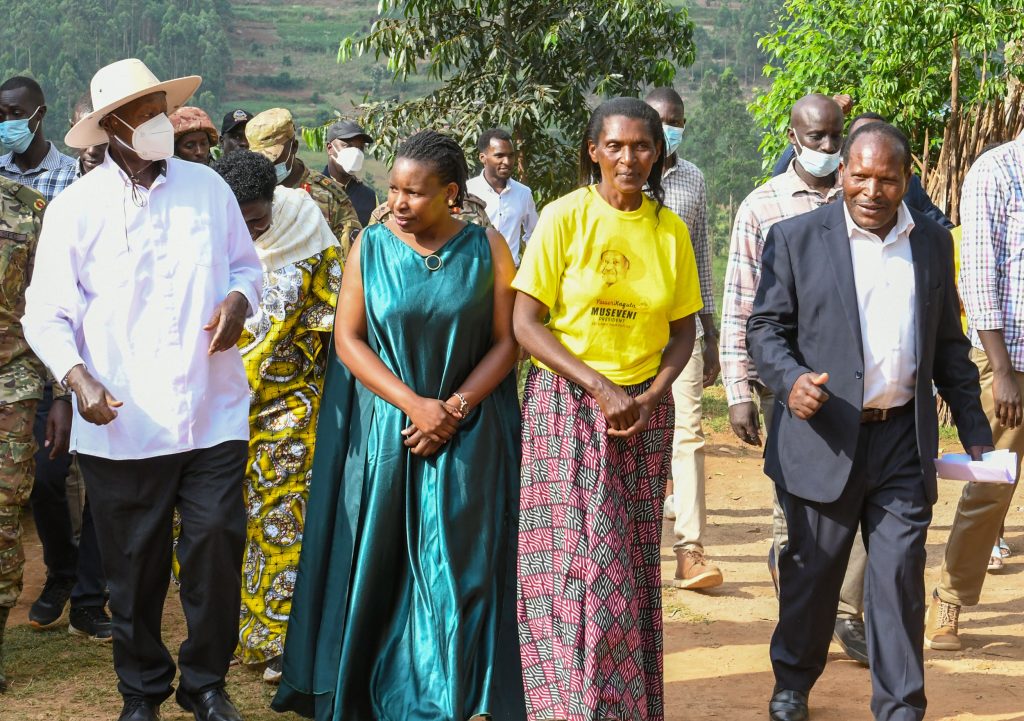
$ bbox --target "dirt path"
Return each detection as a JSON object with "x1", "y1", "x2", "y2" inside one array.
[
  {"x1": 661, "y1": 433, "x2": 1024, "y2": 721},
  {"x1": 8, "y1": 431, "x2": 1024, "y2": 719}
]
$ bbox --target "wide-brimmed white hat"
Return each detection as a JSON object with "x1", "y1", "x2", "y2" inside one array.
[{"x1": 65, "y1": 58, "x2": 202, "y2": 148}]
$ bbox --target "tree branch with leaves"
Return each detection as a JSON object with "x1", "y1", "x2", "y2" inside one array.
[{"x1": 306, "y1": 0, "x2": 695, "y2": 204}]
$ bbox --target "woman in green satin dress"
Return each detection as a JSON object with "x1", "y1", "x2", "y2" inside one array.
[{"x1": 272, "y1": 130, "x2": 523, "y2": 720}]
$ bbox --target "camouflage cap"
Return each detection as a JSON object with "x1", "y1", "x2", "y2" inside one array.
[{"x1": 246, "y1": 108, "x2": 295, "y2": 161}]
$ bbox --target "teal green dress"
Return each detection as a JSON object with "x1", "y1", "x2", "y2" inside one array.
[{"x1": 272, "y1": 222, "x2": 524, "y2": 721}]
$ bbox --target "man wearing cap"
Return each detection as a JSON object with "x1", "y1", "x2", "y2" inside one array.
[
  {"x1": 247, "y1": 108, "x2": 360, "y2": 260},
  {"x1": 323, "y1": 119, "x2": 377, "y2": 227},
  {"x1": 22, "y1": 58, "x2": 262, "y2": 721},
  {"x1": 219, "y1": 109, "x2": 252, "y2": 157}
]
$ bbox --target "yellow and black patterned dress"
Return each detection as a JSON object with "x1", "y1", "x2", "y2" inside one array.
[{"x1": 236, "y1": 244, "x2": 343, "y2": 664}]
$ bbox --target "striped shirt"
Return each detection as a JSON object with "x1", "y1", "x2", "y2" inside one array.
[
  {"x1": 0, "y1": 142, "x2": 77, "y2": 200},
  {"x1": 959, "y1": 132, "x2": 1024, "y2": 369},
  {"x1": 661, "y1": 156, "x2": 714, "y2": 339},
  {"x1": 721, "y1": 163, "x2": 841, "y2": 405}
]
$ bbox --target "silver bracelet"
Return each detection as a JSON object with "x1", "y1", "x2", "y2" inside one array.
[{"x1": 453, "y1": 392, "x2": 469, "y2": 417}]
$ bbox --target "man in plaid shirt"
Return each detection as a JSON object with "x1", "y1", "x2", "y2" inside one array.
[
  {"x1": 645, "y1": 88, "x2": 724, "y2": 590},
  {"x1": 0, "y1": 76, "x2": 77, "y2": 201},
  {"x1": 721, "y1": 93, "x2": 872, "y2": 666},
  {"x1": 927, "y1": 132, "x2": 1024, "y2": 651}
]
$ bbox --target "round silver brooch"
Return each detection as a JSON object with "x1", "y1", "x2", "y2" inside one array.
[{"x1": 424, "y1": 254, "x2": 443, "y2": 271}]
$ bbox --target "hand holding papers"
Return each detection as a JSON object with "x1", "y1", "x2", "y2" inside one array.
[{"x1": 934, "y1": 449, "x2": 1018, "y2": 484}]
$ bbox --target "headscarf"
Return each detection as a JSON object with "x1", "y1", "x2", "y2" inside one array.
[
  {"x1": 169, "y1": 106, "x2": 219, "y2": 145},
  {"x1": 255, "y1": 186, "x2": 340, "y2": 272}
]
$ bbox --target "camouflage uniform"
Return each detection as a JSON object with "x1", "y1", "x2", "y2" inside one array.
[
  {"x1": 294, "y1": 161, "x2": 361, "y2": 263},
  {"x1": 0, "y1": 177, "x2": 46, "y2": 690},
  {"x1": 369, "y1": 191, "x2": 494, "y2": 229}
]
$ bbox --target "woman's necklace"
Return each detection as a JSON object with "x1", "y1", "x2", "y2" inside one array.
[{"x1": 423, "y1": 253, "x2": 443, "y2": 271}]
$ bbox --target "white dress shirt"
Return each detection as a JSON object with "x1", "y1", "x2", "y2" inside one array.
[
  {"x1": 845, "y1": 202, "x2": 917, "y2": 409},
  {"x1": 466, "y1": 174, "x2": 538, "y2": 264},
  {"x1": 23, "y1": 152, "x2": 262, "y2": 460}
]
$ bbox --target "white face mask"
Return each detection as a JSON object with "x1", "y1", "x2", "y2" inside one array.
[
  {"x1": 792, "y1": 132, "x2": 841, "y2": 178},
  {"x1": 112, "y1": 112, "x2": 174, "y2": 162},
  {"x1": 333, "y1": 145, "x2": 364, "y2": 174}
]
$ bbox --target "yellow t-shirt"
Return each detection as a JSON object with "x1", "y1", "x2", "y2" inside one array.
[
  {"x1": 951, "y1": 225, "x2": 968, "y2": 334},
  {"x1": 513, "y1": 186, "x2": 703, "y2": 385}
]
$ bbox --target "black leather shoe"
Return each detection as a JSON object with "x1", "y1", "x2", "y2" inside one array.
[
  {"x1": 118, "y1": 696, "x2": 161, "y2": 721},
  {"x1": 833, "y1": 617, "x2": 870, "y2": 667},
  {"x1": 176, "y1": 687, "x2": 244, "y2": 721},
  {"x1": 769, "y1": 688, "x2": 809, "y2": 721}
]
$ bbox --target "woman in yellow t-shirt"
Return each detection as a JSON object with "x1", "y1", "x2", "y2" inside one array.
[{"x1": 512, "y1": 96, "x2": 702, "y2": 721}]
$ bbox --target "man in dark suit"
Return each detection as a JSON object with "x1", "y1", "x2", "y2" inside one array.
[{"x1": 748, "y1": 123, "x2": 992, "y2": 721}]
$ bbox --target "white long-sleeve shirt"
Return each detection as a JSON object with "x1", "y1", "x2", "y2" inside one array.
[
  {"x1": 845, "y1": 202, "x2": 917, "y2": 409},
  {"x1": 23, "y1": 152, "x2": 262, "y2": 460},
  {"x1": 466, "y1": 174, "x2": 538, "y2": 264}
]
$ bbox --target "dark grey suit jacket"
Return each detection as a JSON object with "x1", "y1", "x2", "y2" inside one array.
[{"x1": 747, "y1": 201, "x2": 990, "y2": 504}]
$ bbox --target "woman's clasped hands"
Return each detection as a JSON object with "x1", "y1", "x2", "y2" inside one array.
[{"x1": 402, "y1": 395, "x2": 466, "y2": 457}]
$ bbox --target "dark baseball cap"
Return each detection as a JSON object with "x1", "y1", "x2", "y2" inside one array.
[
  {"x1": 326, "y1": 119, "x2": 373, "y2": 145},
  {"x1": 221, "y1": 109, "x2": 254, "y2": 135}
]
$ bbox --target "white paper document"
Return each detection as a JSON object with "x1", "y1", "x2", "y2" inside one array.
[{"x1": 934, "y1": 449, "x2": 1018, "y2": 484}]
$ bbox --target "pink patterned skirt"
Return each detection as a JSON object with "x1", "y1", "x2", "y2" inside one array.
[{"x1": 517, "y1": 366, "x2": 673, "y2": 721}]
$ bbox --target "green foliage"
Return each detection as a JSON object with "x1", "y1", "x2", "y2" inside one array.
[
  {"x1": 683, "y1": 67, "x2": 764, "y2": 255},
  {"x1": 681, "y1": 0, "x2": 783, "y2": 89},
  {"x1": 330, "y1": 0, "x2": 696, "y2": 203},
  {"x1": 0, "y1": 0, "x2": 232, "y2": 149},
  {"x1": 751, "y1": 0, "x2": 1024, "y2": 169}
]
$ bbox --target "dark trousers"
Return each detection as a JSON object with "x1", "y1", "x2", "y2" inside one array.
[
  {"x1": 29, "y1": 387, "x2": 106, "y2": 607},
  {"x1": 771, "y1": 413, "x2": 931, "y2": 721},
  {"x1": 78, "y1": 440, "x2": 247, "y2": 702}
]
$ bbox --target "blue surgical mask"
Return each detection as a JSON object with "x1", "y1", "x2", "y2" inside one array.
[
  {"x1": 663, "y1": 124, "x2": 684, "y2": 158},
  {"x1": 0, "y1": 106, "x2": 40, "y2": 154},
  {"x1": 274, "y1": 156, "x2": 292, "y2": 184},
  {"x1": 792, "y1": 132, "x2": 841, "y2": 178}
]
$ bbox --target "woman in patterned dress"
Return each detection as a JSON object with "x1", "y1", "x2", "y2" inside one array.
[
  {"x1": 212, "y1": 150, "x2": 343, "y2": 682},
  {"x1": 511, "y1": 97, "x2": 702, "y2": 721}
]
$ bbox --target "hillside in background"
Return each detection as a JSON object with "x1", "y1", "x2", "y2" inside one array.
[
  {"x1": 217, "y1": 0, "x2": 781, "y2": 189},
  {"x1": 0, "y1": 0, "x2": 781, "y2": 233},
  {"x1": 218, "y1": 0, "x2": 781, "y2": 126}
]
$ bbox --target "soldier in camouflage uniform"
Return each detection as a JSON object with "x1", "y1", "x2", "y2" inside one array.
[
  {"x1": 368, "y1": 191, "x2": 494, "y2": 229},
  {"x1": 246, "y1": 108, "x2": 361, "y2": 262},
  {"x1": 0, "y1": 175, "x2": 56, "y2": 692}
]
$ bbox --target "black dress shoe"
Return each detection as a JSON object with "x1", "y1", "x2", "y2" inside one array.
[
  {"x1": 176, "y1": 687, "x2": 244, "y2": 721},
  {"x1": 769, "y1": 688, "x2": 809, "y2": 721},
  {"x1": 833, "y1": 617, "x2": 870, "y2": 667},
  {"x1": 118, "y1": 697, "x2": 161, "y2": 721}
]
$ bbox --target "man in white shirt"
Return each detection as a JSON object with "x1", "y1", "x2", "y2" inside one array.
[
  {"x1": 22, "y1": 59, "x2": 262, "y2": 721},
  {"x1": 466, "y1": 128, "x2": 538, "y2": 265},
  {"x1": 748, "y1": 124, "x2": 990, "y2": 721}
]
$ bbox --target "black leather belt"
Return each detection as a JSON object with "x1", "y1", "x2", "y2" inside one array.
[{"x1": 860, "y1": 401, "x2": 914, "y2": 424}]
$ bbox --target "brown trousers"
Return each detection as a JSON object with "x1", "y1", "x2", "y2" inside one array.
[{"x1": 937, "y1": 348, "x2": 1022, "y2": 607}]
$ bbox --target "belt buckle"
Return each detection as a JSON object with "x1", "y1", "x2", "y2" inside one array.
[{"x1": 877, "y1": 408, "x2": 889, "y2": 422}]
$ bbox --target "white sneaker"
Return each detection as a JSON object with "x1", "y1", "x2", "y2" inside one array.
[{"x1": 663, "y1": 495, "x2": 676, "y2": 520}]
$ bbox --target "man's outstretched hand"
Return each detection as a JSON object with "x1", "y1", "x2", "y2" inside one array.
[{"x1": 788, "y1": 372, "x2": 830, "y2": 420}]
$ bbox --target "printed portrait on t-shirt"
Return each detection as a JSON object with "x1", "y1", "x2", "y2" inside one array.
[
  {"x1": 599, "y1": 249, "x2": 630, "y2": 286},
  {"x1": 590, "y1": 242, "x2": 649, "y2": 328}
]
